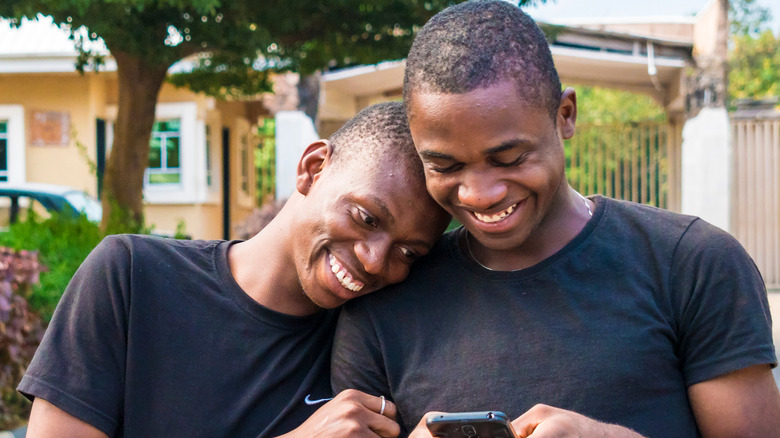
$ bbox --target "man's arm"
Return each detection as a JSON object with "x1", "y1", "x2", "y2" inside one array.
[
  {"x1": 688, "y1": 364, "x2": 780, "y2": 438},
  {"x1": 26, "y1": 398, "x2": 108, "y2": 438}
]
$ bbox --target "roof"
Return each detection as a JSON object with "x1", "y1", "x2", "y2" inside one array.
[
  {"x1": 0, "y1": 16, "x2": 113, "y2": 73},
  {"x1": 0, "y1": 181, "x2": 88, "y2": 196}
]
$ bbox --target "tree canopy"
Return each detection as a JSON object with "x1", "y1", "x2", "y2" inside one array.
[
  {"x1": 728, "y1": 0, "x2": 778, "y2": 105},
  {"x1": 0, "y1": 0, "x2": 470, "y2": 230}
]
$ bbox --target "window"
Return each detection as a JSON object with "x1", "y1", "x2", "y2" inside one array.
[
  {"x1": 240, "y1": 132, "x2": 250, "y2": 194},
  {"x1": 0, "y1": 121, "x2": 7, "y2": 182},
  {"x1": 147, "y1": 119, "x2": 181, "y2": 185},
  {"x1": 0, "y1": 105, "x2": 24, "y2": 184},
  {"x1": 205, "y1": 125, "x2": 212, "y2": 187}
]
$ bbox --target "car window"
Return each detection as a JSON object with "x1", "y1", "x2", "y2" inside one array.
[{"x1": 63, "y1": 191, "x2": 103, "y2": 222}]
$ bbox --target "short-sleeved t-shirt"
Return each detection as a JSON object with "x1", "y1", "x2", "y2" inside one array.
[
  {"x1": 332, "y1": 196, "x2": 776, "y2": 437},
  {"x1": 19, "y1": 234, "x2": 338, "y2": 437}
]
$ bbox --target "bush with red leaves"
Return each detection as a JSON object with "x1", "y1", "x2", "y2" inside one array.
[{"x1": 0, "y1": 247, "x2": 45, "y2": 429}]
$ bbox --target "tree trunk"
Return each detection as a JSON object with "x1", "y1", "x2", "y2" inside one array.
[{"x1": 102, "y1": 51, "x2": 170, "y2": 233}]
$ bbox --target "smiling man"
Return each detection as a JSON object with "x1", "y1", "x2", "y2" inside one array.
[
  {"x1": 19, "y1": 101, "x2": 450, "y2": 438},
  {"x1": 332, "y1": 2, "x2": 780, "y2": 437}
]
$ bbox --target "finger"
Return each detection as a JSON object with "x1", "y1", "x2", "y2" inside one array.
[
  {"x1": 368, "y1": 413, "x2": 402, "y2": 438},
  {"x1": 409, "y1": 412, "x2": 442, "y2": 438},
  {"x1": 513, "y1": 404, "x2": 551, "y2": 438},
  {"x1": 375, "y1": 396, "x2": 397, "y2": 421}
]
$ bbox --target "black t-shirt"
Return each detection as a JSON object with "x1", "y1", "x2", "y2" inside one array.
[
  {"x1": 332, "y1": 196, "x2": 776, "y2": 438},
  {"x1": 19, "y1": 235, "x2": 338, "y2": 437}
]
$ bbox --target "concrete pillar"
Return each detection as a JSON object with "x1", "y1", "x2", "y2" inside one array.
[
  {"x1": 680, "y1": 0, "x2": 731, "y2": 230},
  {"x1": 274, "y1": 111, "x2": 319, "y2": 200},
  {"x1": 681, "y1": 107, "x2": 731, "y2": 231}
]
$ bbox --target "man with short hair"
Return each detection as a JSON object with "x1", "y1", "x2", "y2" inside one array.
[
  {"x1": 332, "y1": 2, "x2": 780, "y2": 437},
  {"x1": 20, "y1": 101, "x2": 450, "y2": 438}
]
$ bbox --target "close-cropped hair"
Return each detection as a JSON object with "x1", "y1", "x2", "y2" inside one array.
[
  {"x1": 404, "y1": 0, "x2": 562, "y2": 120},
  {"x1": 329, "y1": 101, "x2": 423, "y2": 177}
]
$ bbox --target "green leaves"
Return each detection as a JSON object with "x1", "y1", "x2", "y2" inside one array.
[{"x1": 729, "y1": 30, "x2": 780, "y2": 104}]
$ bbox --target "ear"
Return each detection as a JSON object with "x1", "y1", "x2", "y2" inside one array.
[
  {"x1": 558, "y1": 88, "x2": 577, "y2": 140},
  {"x1": 296, "y1": 140, "x2": 332, "y2": 196}
]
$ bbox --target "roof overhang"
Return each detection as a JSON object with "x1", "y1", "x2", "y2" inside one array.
[{"x1": 320, "y1": 24, "x2": 692, "y2": 122}]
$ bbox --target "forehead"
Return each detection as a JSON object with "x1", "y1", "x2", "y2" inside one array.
[
  {"x1": 327, "y1": 157, "x2": 426, "y2": 199},
  {"x1": 408, "y1": 83, "x2": 555, "y2": 154}
]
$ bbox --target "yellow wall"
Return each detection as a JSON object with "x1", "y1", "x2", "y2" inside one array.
[
  {"x1": 0, "y1": 72, "x2": 109, "y2": 197},
  {"x1": 145, "y1": 203, "x2": 223, "y2": 240},
  {"x1": 0, "y1": 70, "x2": 263, "y2": 240}
]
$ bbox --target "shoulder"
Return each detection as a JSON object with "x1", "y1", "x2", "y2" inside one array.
[
  {"x1": 596, "y1": 197, "x2": 716, "y2": 251},
  {"x1": 599, "y1": 196, "x2": 698, "y2": 232},
  {"x1": 100, "y1": 234, "x2": 224, "y2": 263}
]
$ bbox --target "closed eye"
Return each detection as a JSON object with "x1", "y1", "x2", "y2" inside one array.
[
  {"x1": 490, "y1": 152, "x2": 527, "y2": 167},
  {"x1": 427, "y1": 162, "x2": 464, "y2": 174}
]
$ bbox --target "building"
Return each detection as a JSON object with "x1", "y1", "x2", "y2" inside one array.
[{"x1": 0, "y1": 16, "x2": 318, "y2": 239}]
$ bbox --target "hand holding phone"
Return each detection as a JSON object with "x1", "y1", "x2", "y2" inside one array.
[{"x1": 426, "y1": 411, "x2": 518, "y2": 438}]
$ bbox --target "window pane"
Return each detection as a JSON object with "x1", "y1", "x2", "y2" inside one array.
[
  {"x1": 165, "y1": 119, "x2": 181, "y2": 132},
  {"x1": 166, "y1": 136, "x2": 180, "y2": 168},
  {"x1": 149, "y1": 172, "x2": 180, "y2": 184},
  {"x1": 0, "y1": 121, "x2": 7, "y2": 180},
  {"x1": 0, "y1": 138, "x2": 6, "y2": 171},
  {"x1": 148, "y1": 137, "x2": 162, "y2": 168},
  {"x1": 205, "y1": 125, "x2": 212, "y2": 187}
]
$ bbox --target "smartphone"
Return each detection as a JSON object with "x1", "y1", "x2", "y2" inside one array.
[{"x1": 426, "y1": 411, "x2": 518, "y2": 438}]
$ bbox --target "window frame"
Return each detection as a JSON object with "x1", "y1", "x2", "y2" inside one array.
[{"x1": 0, "y1": 105, "x2": 25, "y2": 184}]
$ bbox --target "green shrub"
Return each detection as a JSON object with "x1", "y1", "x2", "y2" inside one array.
[{"x1": 0, "y1": 212, "x2": 102, "y2": 321}]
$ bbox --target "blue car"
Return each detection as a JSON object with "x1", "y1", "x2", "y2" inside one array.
[{"x1": 0, "y1": 182, "x2": 102, "y2": 227}]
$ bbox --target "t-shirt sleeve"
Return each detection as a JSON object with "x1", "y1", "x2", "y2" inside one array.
[
  {"x1": 17, "y1": 235, "x2": 131, "y2": 436},
  {"x1": 331, "y1": 299, "x2": 393, "y2": 405},
  {"x1": 672, "y1": 219, "x2": 777, "y2": 386}
]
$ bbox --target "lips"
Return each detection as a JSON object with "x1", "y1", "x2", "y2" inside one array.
[{"x1": 328, "y1": 253, "x2": 364, "y2": 292}]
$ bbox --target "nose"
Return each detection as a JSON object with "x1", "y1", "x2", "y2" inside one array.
[
  {"x1": 354, "y1": 235, "x2": 392, "y2": 277},
  {"x1": 457, "y1": 169, "x2": 507, "y2": 211}
]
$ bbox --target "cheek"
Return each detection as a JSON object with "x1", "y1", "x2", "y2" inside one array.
[
  {"x1": 424, "y1": 174, "x2": 454, "y2": 202},
  {"x1": 385, "y1": 262, "x2": 412, "y2": 286}
]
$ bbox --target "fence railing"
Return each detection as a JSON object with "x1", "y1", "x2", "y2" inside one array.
[
  {"x1": 256, "y1": 118, "x2": 276, "y2": 205},
  {"x1": 566, "y1": 121, "x2": 678, "y2": 210},
  {"x1": 731, "y1": 116, "x2": 780, "y2": 289}
]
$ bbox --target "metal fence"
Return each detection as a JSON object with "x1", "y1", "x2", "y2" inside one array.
[
  {"x1": 567, "y1": 116, "x2": 779, "y2": 288},
  {"x1": 565, "y1": 120, "x2": 680, "y2": 210},
  {"x1": 256, "y1": 118, "x2": 276, "y2": 205},
  {"x1": 731, "y1": 116, "x2": 780, "y2": 289}
]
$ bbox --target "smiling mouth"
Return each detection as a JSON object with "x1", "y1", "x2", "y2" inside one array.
[
  {"x1": 328, "y1": 253, "x2": 364, "y2": 292},
  {"x1": 473, "y1": 203, "x2": 517, "y2": 224}
]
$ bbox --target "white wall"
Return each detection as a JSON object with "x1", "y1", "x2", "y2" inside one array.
[
  {"x1": 275, "y1": 111, "x2": 319, "y2": 200},
  {"x1": 681, "y1": 106, "x2": 731, "y2": 231}
]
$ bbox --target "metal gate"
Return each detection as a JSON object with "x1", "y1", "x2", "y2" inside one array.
[{"x1": 731, "y1": 116, "x2": 780, "y2": 289}]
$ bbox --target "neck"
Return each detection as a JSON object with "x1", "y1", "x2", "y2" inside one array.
[
  {"x1": 227, "y1": 197, "x2": 320, "y2": 316},
  {"x1": 467, "y1": 187, "x2": 593, "y2": 271}
]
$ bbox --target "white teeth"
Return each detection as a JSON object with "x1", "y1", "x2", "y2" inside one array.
[
  {"x1": 474, "y1": 203, "x2": 517, "y2": 224},
  {"x1": 328, "y1": 254, "x2": 364, "y2": 292}
]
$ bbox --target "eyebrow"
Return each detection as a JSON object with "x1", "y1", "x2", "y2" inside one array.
[
  {"x1": 368, "y1": 195, "x2": 393, "y2": 223},
  {"x1": 484, "y1": 139, "x2": 532, "y2": 155},
  {"x1": 418, "y1": 150, "x2": 454, "y2": 161}
]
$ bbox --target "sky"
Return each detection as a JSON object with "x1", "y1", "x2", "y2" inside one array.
[{"x1": 523, "y1": 0, "x2": 780, "y2": 34}]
